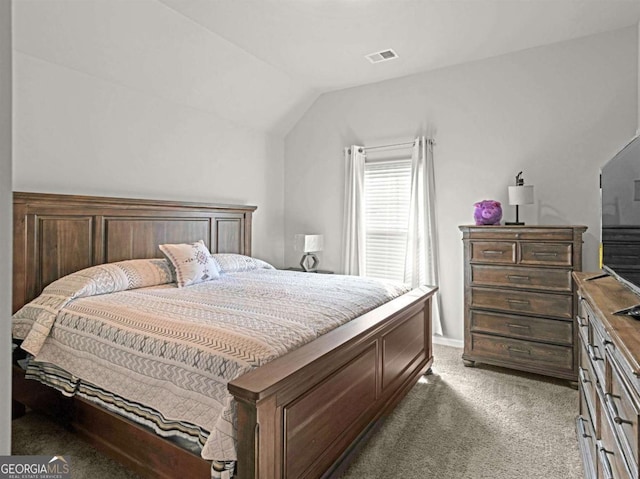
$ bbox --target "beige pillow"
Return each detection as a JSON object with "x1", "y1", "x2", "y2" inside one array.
[{"x1": 159, "y1": 240, "x2": 220, "y2": 288}]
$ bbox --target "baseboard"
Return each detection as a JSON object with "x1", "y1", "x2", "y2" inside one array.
[{"x1": 432, "y1": 335, "x2": 463, "y2": 349}]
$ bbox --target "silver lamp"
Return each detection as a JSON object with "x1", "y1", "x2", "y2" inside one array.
[
  {"x1": 295, "y1": 234, "x2": 324, "y2": 272},
  {"x1": 506, "y1": 172, "x2": 534, "y2": 226}
]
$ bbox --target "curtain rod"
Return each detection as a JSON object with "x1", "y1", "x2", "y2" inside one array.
[
  {"x1": 364, "y1": 138, "x2": 435, "y2": 151},
  {"x1": 348, "y1": 138, "x2": 435, "y2": 155},
  {"x1": 364, "y1": 141, "x2": 415, "y2": 152}
]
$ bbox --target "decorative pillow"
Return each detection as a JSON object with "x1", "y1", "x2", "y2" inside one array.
[
  {"x1": 159, "y1": 240, "x2": 221, "y2": 288},
  {"x1": 211, "y1": 253, "x2": 274, "y2": 273}
]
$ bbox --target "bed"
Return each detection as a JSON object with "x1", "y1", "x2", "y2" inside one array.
[{"x1": 11, "y1": 192, "x2": 436, "y2": 479}]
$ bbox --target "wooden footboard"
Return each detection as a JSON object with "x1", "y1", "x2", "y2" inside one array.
[{"x1": 229, "y1": 286, "x2": 435, "y2": 479}]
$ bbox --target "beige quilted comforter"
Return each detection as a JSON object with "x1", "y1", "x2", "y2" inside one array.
[{"x1": 13, "y1": 259, "x2": 409, "y2": 460}]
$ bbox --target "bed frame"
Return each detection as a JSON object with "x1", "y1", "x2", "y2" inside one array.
[{"x1": 11, "y1": 192, "x2": 436, "y2": 479}]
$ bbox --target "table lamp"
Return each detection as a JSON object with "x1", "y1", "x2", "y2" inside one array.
[
  {"x1": 295, "y1": 234, "x2": 324, "y2": 272},
  {"x1": 506, "y1": 172, "x2": 534, "y2": 226}
]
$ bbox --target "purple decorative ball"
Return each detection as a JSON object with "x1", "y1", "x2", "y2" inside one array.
[{"x1": 474, "y1": 200, "x2": 502, "y2": 225}]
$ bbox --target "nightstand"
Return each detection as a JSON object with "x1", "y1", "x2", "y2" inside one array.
[{"x1": 283, "y1": 267, "x2": 334, "y2": 274}]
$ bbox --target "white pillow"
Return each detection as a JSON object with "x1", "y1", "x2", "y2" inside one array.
[
  {"x1": 211, "y1": 254, "x2": 274, "y2": 273},
  {"x1": 159, "y1": 240, "x2": 221, "y2": 288}
]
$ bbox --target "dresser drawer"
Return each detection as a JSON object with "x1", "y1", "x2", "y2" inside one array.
[
  {"x1": 599, "y1": 411, "x2": 633, "y2": 479},
  {"x1": 470, "y1": 310, "x2": 572, "y2": 345},
  {"x1": 577, "y1": 297, "x2": 592, "y2": 346},
  {"x1": 471, "y1": 242, "x2": 516, "y2": 264},
  {"x1": 471, "y1": 287, "x2": 573, "y2": 319},
  {"x1": 470, "y1": 333, "x2": 573, "y2": 371},
  {"x1": 607, "y1": 360, "x2": 640, "y2": 475},
  {"x1": 580, "y1": 339, "x2": 598, "y2": 423},
  {"x1": 591, "y1": 318, "x2": 608, "y2": 386},
  {"x1": 577, "y1": 414, "x2": 597, "y2": 479},
  {"x1": 470, "y1": 264, "x2": 572, "y2": 292},
  {"x1": 520, "y1": 242, "x2": 573, "y2": 267}
]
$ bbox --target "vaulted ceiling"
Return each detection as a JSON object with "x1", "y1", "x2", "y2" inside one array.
[{"x1": 14, "y1": 0, "x2": 640, "y2": 135}]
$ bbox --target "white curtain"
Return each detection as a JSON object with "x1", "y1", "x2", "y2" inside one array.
[
  {"x1": 405, "y1": 137, "x2": 443, "y2": 336},
  {"x1": 342, "y1": 145, "x2": 366, "y2": 275}
]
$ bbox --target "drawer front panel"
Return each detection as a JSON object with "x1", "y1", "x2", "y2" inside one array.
[
  {"x1": 470, "y1": 333, "x2": 573, "y2": 371},
  {"x1": 580, "y1": 340, "x2": 598, "y2": 420},
  {"x1": 470, "y1": 310, "x2": 572, "y2": 345},
  {"x1": 471, "y1": 242, "x2": 516, "y2": 264},
  {"x1": 609, "y1": 361, "x2": 639, "y2": 474},
  {"x1": 590, "y1": 321, "x2": 608, "y2": 386},
  {"x1": 599, "y1": 413, "x2": 633, "y2": 479},
  {"x1": 577, "y1": 414, "x2": 597, "y2": 479},
  {"x1": 577, "y1": 298, "x2": 591, "y2": 346},
  {"x1": 471, "y1": 287, "x2": 573, "y2": 319},
  {"x1": 470, "y1": 264, "x2": 572, "y2": 292},
  {"x1": 520, "y1": 242, "x2": 573, "y2": 266}
]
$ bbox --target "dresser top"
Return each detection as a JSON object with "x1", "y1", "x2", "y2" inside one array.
[
  {"x1": 574, "y1": 272, "x2": 640, "y2": 375},
  {"x1": 459, "y1": 225, "x2": 588, "y2": 230},
  {"x1": 459, "y1": 225, "x2": 587, "y2": 242}
]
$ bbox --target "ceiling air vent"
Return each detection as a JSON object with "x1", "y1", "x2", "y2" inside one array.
[{"x1": 365, "y1": 49, "x2": 399, "y2": 64}]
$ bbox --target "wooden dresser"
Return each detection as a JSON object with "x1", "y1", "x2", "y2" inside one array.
[
  {"x1": 574, "y1": 273, "x2": 640, "y2": 479},
  {"x1": 459, "y1": 225, "x2": 586, "y2": 381}
]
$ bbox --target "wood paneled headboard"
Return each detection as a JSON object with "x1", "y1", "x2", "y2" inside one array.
[{"x1": 13, "y1": 192, "x2": 257, "y2": 313}]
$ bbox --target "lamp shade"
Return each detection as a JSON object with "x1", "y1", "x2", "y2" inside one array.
[
  {"x1": 508, "y1": 185, "x2": 534, "y2": 206},
  {"x1": 295, "y1": 234, "x2": 324, "y2": 253}
]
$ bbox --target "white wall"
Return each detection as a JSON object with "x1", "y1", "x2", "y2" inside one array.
[
  {"x1": 0, "y1": 0, "x2": 12, "y2": 455},
  {"x1": 12, "y1": 0, "x2": 286, "y2": 266},
  {"x1": 284, "y1": 27, "x2": 638, "y2": 342}
]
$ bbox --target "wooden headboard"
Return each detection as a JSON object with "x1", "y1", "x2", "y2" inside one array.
[{"x1": 13, "y1": 192, "x2": 257, "y2": 313}]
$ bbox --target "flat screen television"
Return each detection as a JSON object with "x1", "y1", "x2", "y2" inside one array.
[{"x1": 601, "y1": 134, "x2": 640, "y2": 301}]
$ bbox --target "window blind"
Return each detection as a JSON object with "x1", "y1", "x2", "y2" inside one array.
[{"x1": 364, "y1": 158, "x2": 412, "y2": 282}]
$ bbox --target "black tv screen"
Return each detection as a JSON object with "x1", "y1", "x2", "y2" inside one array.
[{"x1": 601, "y1": 135, "x2": 640, "y2": 298}]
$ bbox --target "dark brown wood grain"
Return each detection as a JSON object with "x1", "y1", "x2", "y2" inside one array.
[
  {"x1": 12, "y1": 192, "x2": 436, "y2": 479},
  {"x1": 13, "y1": 192, "x2": 255, "y2": 312},
  {"x1": 460, "y1": 225, "x2": 586, "y2": 381},
  {"x1": 228, "y1": 291, "x2": 435, "y2": 478}
]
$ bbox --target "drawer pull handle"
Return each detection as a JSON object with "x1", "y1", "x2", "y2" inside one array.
[
  {"x1": 507, "y1": 346, "x2": 531, "y2": 355},
  {"x1": 532, "y1": 252, "x2": 558, "y2": 257},
  {"x1": 588, "y1": 344, "x2": 603, "y2": 362},
  {"x1": 576, "y1": 316, "x2": 588, "y2": 328},
  {"x1": 605, "y1": 393, "x2": 633, "y2": 425},
  {"x1": 507, "y1": 323, "x2": 530, "y2": 330},
  {"x1": 506, "y1": 299, "x2": 530, "y2": 305},
  {"x1": 577, "y1": 417, "x2": 591, "y2": 438},
  {"x1": 482, "y1": 250, "x2": 505, "y2": 255},
  {"x1": 507, "y1": 275, "x2": 530, "y2": 282},
  {"x1": 597, "y1": 441, "x2": 615, "y2": 479},
  {"x1": 578, "y1": 368, "x2": 590, "y2": 384}
]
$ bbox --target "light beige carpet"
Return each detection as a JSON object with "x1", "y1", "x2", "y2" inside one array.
[
  {"x1": 12, "y1": 344, "x2": 582, "y2": 478},
  {"x1": 340, "y1": 344, "x2": 582, "y2": 478}
]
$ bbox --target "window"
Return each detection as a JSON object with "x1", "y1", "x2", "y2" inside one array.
[{"x1": 363, "y1": 158, "x2": 412, "y2": 282}]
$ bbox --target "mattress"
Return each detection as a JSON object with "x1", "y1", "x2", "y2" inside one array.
[{"x1": 12, "y1": 258, "x2": 409, "y2": 463}]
